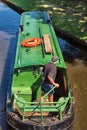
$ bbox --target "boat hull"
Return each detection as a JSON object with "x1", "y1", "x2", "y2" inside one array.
[
  {"x1": 7, "y1": 104, "x2": 74, "y2": 130},
  {"x1": 7, "y1": 11, "x2": 75, "y2": 130}
]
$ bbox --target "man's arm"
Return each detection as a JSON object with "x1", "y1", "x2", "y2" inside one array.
[{"x1": 48, "y1": 76, "x2": 59, "y2": 88}]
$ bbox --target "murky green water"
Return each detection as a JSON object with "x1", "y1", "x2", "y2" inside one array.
[
  {"x1": 67, "y1": 58, "x2": 87, "y2": 130},
  {"x1": 59, "y1": 40, "x2": 87, "y2": 130}
]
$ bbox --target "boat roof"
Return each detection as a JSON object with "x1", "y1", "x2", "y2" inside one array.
[{"x1": 14, "y1": 11, "x2": 66, "y2": 69}]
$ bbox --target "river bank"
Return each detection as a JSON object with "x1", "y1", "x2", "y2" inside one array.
[{"x1": 0, "y1": 0, "x2": 87, "y2": 51}]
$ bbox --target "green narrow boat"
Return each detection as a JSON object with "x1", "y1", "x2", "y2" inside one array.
[{"x1": 7, "y1": 11, "x2": 74, "y2": 130}]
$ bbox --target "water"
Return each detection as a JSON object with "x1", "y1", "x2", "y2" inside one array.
[
  {"x1": 58, "y1": 38, "x2": 87, "y2": 130},
  {"x1": 0, "y1": 2, "x2": 87, "y2": 130},
  {"x1": 0, "y1": 2, "x2": 20, "y2": 130}
]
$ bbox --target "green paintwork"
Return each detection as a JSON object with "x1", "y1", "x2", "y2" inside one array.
[
  {"x1": 14, "y1": 11, "x2": 66, "y2": 69},
  {"x1": 12, "y1": 11, "x2": 66, "y2": 101},
  {"x1": 12, "y1": 67, "x2": 42, "y2": 101},
  {"x1": 11, "y1": 11, "x2": 71, "y2": 123}
]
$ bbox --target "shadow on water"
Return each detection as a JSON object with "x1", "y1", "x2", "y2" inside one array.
[
  {"x1": 0, "y1": 31, "x2": 18, "y2": 130},
  {"x1": 0, "y1": 112, "x2": 7, "y2": 130},
  {"x1": 58, "y1": 38, "x2": 87, "y2": 64},
  {"x1": 0, "y1": 2, "x2": 20, "y2": 130}
]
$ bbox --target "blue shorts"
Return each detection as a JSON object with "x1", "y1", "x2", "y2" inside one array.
[{"x1": 41, "y1": 83, "x2": 54, "y2": 94}]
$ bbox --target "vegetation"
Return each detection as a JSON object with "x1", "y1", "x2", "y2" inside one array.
[{"x1": 8, "y1": 0, "x2": 87, "y2": 43}]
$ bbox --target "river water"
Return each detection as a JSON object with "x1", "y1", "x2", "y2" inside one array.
[
  {"x1": 58, "y1": 39, "x2": 87, "y2": 130},
  {"x1": 0, "y1": 3, "x2": 20, "y2": 130},
  {"x1": 0, "y1": 2, "x2": 87, "y2": 130}
]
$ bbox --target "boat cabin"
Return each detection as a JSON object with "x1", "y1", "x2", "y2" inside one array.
[{"x1": 9, "y1": 12, "x2": 71, "y2": 123}]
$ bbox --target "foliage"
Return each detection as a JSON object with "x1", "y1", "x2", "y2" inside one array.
[{"x1": 9, "y1": 0, "x2": 87, "y2": 42}]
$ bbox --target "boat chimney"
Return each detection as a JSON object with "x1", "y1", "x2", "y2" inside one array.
[{"x1": 20, "y1": 25, "x2": 23, "y2": 32}]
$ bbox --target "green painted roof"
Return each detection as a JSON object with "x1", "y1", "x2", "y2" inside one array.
[{"x1": 14, "y1": 11, "x2": 66, "y2": 69}]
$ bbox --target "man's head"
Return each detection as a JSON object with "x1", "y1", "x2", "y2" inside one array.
[{"x1": 51, "y1": 56, "x2": 59, "y2": 64}]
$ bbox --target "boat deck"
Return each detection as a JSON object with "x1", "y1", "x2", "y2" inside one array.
[{"x1": 24, "y1": 116, "x2": 61, "y2": 125}]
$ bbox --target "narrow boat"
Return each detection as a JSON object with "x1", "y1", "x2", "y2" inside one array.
[{"x1": 7, "y1": 11, "x2": 74, "y2": 130}]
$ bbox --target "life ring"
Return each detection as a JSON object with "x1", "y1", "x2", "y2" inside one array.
[{"x1": 21, "y1": 38, "x2": 42, "y2": 47}]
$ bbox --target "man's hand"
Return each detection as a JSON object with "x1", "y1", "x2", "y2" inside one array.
[{"x1": 54, "y1": 83, "x2": 59, "y2": 88}]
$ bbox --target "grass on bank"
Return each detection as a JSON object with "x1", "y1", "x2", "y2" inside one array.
[{"x1": 8, "y1": 0, "x2": 87, "y2": 42}]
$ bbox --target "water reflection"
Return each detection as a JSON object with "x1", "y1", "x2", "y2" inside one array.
[
  {"x1": 0, "y1": 112, "x2": 7, "y2": 130},
  {"x1": 0, "y1": 3, "x2": 9, "y2": 11},
  {"x1": 58, "y1": 38, "x2": 87, "y2": 63},
  {"x1": 0, "y1": 2, "x2": 20, "y2": 130}
]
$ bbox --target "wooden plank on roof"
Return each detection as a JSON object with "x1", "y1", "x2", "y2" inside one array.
[{"x1": 43, "y1": 34, "x2": 52, "y2": 53}]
